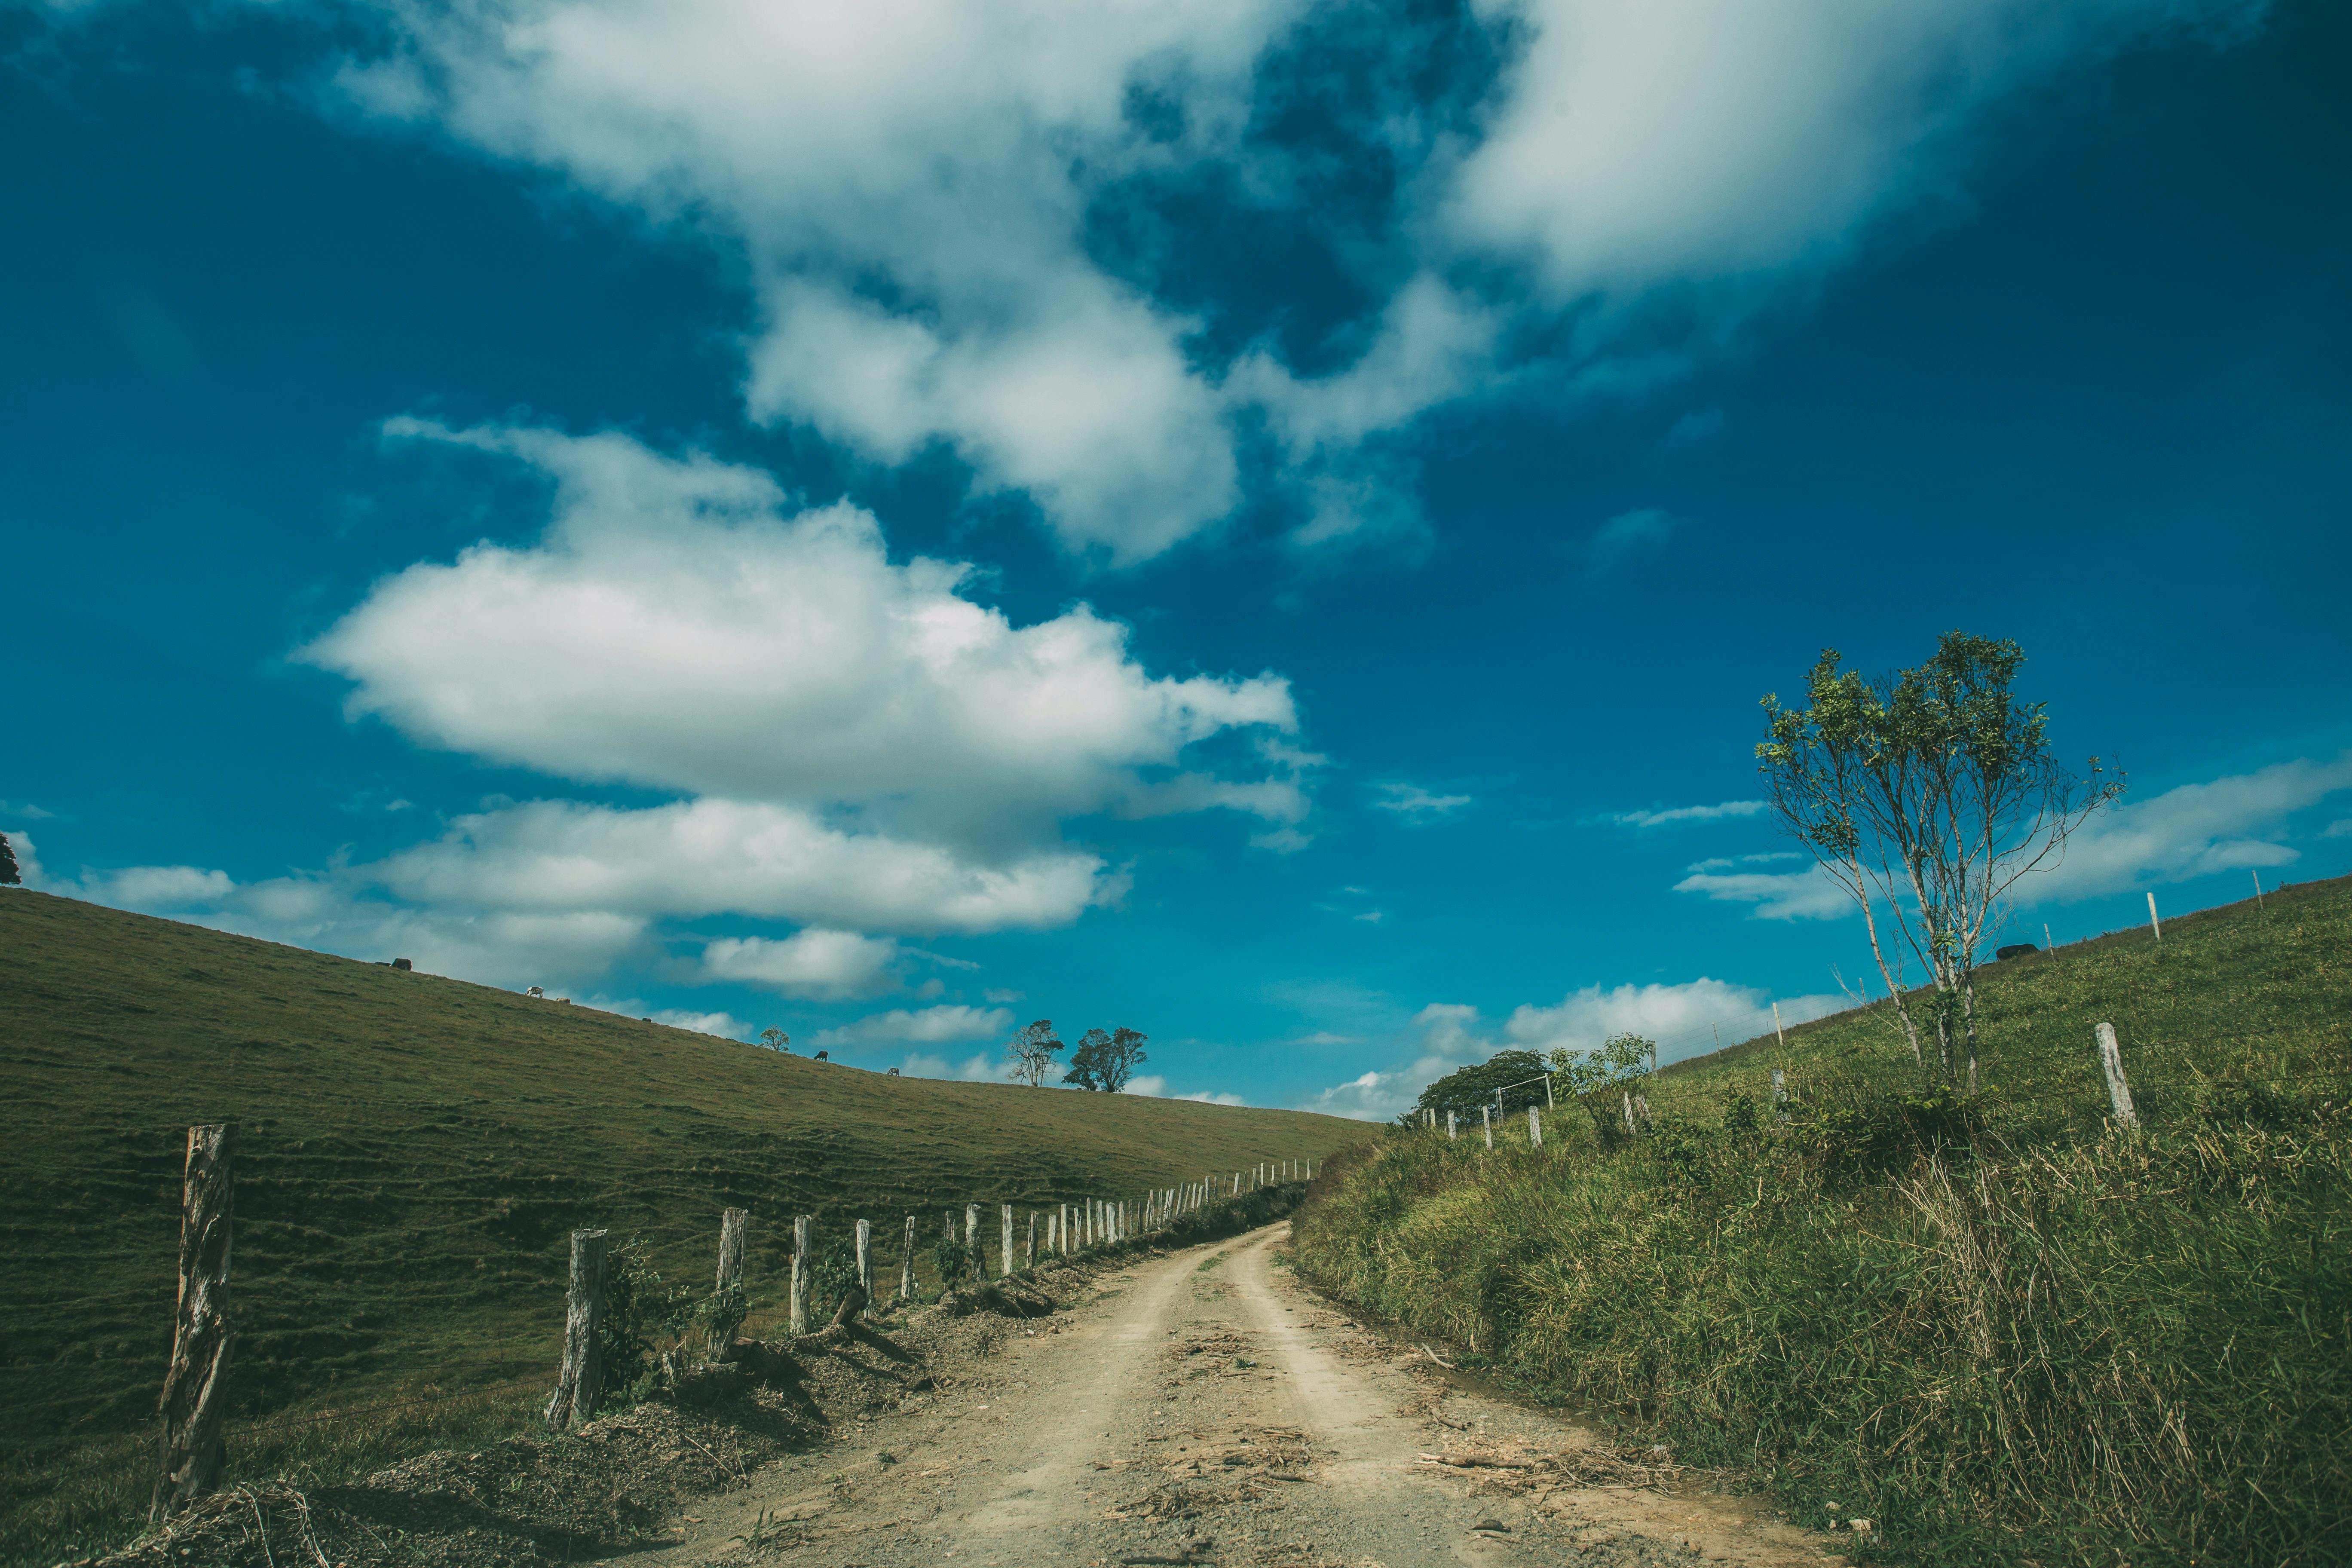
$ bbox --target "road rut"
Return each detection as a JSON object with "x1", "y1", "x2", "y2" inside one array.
[{"x1": 638, "y1": 1224, "x2": 1842, "y2": 1568}]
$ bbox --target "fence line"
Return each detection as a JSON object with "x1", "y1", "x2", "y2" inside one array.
[{"x1": 13, "y1": 1125, "x2": 1324, "y2": 1516}]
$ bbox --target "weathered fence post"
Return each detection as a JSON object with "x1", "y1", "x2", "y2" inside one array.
[
  {"x1": 965, "y1": 1203, "x2": 981, "y2": 1275},
  {"x1": 1526, "y1": 1106, "x2": 1543, "y2": 1148},
  {"x1": 1446, "y1": 1112, "x2": 1457, "y2": 1141},
  {"x1": 705, "y1": 1207, "x2": 748, "y2": 1357},
  {"x1": 1620, "y1": 1090, "x2": 1637, "y2": 1139},
  {"x1": 999, "y1": 1204, "x2": 1014, "y2": 1277},
  {"x1": 2096, "y1": 1022, "x2": 2138, "y2": 1127},
  {"x1": 544, "y1": 1227, "x2": 610, "y2": 1431},
  {"x1": 1771, "y1": 1068, "x2": 1788, "y2": 1124},
  {"x1": 1482, "y1": 1106, "x2": 1492, "y2": 1148},
  {"x1": 153, "y1": 1124, "x2": 235, "y2": 1521},
  {"x1": 899, "y1": 1214, "x2": 917, "y2": 1303},
  {"x1": 790, "y1": 1215, "x2": 811, "y2": 1334},
  {"x1": 1634, "y1": 1093, "x2": 1653, "y2": 1133},
  {"x1": 1026, "y1": 1209, "x2": 1038, "y2": 1268},
  {"x1": 1773, "y1": 1001, "x2": 1786, "y2": 1048},
  {"x1": 2147, "y1": 890, "x2": 2163, "y2": 942},
  {"x1": 855, "y1": 1218, "x2": 872, "y2": 1317}
]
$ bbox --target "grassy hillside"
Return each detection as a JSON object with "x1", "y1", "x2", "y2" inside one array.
[
  {"x1": 1293, "y1": 875, "x2": 2352, "y2": 1568},
  {"x1": 0, "y1": 891, "x2": 1371, "y2": 1563},
  {"x1": 1654, "y1": 870, "x2": 2352, "y2": 1128}
]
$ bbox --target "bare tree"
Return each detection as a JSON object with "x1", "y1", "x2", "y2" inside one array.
[
  {"x1": 1758, "y1": 633, "x2": 2121, "y2": 1093},
  {"x1": 1007, "y1": 1019, "x2": 1064, "y2": 1086}
]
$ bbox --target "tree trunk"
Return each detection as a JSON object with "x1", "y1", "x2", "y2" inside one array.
[{"x1": 544, "y1": 1228, "x2": 609, "y2": 1431}]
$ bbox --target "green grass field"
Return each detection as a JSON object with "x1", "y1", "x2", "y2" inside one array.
[
  {"x1": 1293, "y1": 874, "x2": 2352, "y2": 1567},
  {"x1": 0, "y1": 891, "x2": 1372, "y2": 1565}
]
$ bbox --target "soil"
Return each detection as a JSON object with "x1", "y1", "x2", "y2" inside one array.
[{"x1": 93, "y1": 1225, "x2": 1851, "y2": 1568}]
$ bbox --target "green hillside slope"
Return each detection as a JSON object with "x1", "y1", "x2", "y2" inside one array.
[
  {"x1": 0, "y1": 891, "x2": 1371, "y2": 1560},
  {"x1": 1654, "y1": 870, "x2": 2352, "y2": 1126},
  {"x1": 1293, "y1": 875, "x2": 2352, "y2": 1567}
]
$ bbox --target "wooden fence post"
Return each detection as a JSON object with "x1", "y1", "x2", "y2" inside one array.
[
  {"x1": 999, "y1": 1204, "x2": 1014, "y2": 1278},
  {"x1": 965, "y1": 1203, "x2": 980, "y2": 1276},
  {"x1": 1446, "y1": 1113, "x2": 1456, "y2": 1140},
  {"x1": 855, "y1": 1218, "x2": 872, "y2": 1317},
  {"x1": 706, "y1": 1207, "x2": 748, "y2": 1358},
  {"x1": 152, "y1": 1123, "x2": 235, "y2": 1522},
  {"x1": 1773, "y1": 1001, "x2": 1786, "y2": 1048},
  {"x1": 544, "y1": 1227, "x2": 609, "y2": 1431},
  {"x1": 2147, "y1": 891, "x2": 2163, "y2": 942},
  {"x1": 1026, "y1": 1209, "x2": 1037, "y2": 1268},
  {"x1": 899, "y1": 1214, "x2": 916, "y2": 1304},
  {"x1": 1771, "y1": 1068, "x2": 1788, "y2": 1123},
  {"x1": 790, "y1": 1216, "x2": 811, "y2": 1334},
  {"x1": 1482, "y1": 1106, "x2": 1492, "y2": 1148},
  {"x1": 1526, "y1": 1106, "x2": 1543, "y2": 1148},
  {"x1": 2096, "y1": 1023, "x2": 2138, "y2": 1127},
  {"x1": 1620, "y1": 1090, "x2": 1637, "y2": 1139}
]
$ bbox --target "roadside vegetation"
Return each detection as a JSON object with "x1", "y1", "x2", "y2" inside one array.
[{"x1": 1294, "y1": 873, "x2": 2352, "y2": 1565}]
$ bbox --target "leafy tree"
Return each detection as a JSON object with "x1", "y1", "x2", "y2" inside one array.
[
  {"x1": 1547, "y1": 1033, "x2": 1654, "y2": 1143},
  {"x1": 759, "y1": 1026, "x2": 791, "y2": 1052},
  {"x1": 1758, "y1": 634, "x2": 2121, "y2": 1093},
  {"x1": 1007, "y1": 1018, "x2": 1065, "y2": 1086},
  {"x1": 1408, "y1": 1050, "x2": 1551, "y2": 1124},
  {"x1": 1065, "y1": 1026, "x2": 1148, "y2": 1092},
  {"x1": 0, "y1": 833, "x2": 19, "y2": 886}
]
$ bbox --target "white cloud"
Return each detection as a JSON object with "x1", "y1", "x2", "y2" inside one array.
[
  {"x1": 2014, "y1": 753, "x2": 2352, "y2": 902},
  {"x1": 1673, "y1": 754, "x2": 2352, "y2": 920},
  {"x1": 314, "y1": 0, "x2": 2257, "y2": 557},
  {"x1": 2325, "y1": 819, "x2": 2352, "y2": 839},
  {"x1": 1370, "y1": 782, "x2": 1473, "y2": 821},
  {"x1": 307, "y1": 423, "x2": 1305, "y2": 847},
  {"x1": 648, "y1": 1008, "x2": 750, "y2": 1039},
  {"x1": 337, "y1": 0, "x2": 1298, "y2": 561},
  {"x1": 377, "y1": 797, "x2": 1113, "y2": 935},
  {"x1": 893, "y1": 1050, "x2": 1014, "y2": 1082},
  {"x1": 1178, "y1": 1089, "x2": 1249, "y2": 1106},
  {"x1": 983, "y1": 987, "x2": 1026, "y2": 1004},
  {"x1": 0, "y1": 800, "x2": 56, "y2": 820},
  {"x1": 1448, "y1": 0, "x2": 2253, "y2": 300},
  {"x1": 1586, "y1": 508, "x2": 1676, "y2": 568},
  {"x1": 1612, "y1": 799, "x2": 1769, "y2": 829},
  {"x1": 1125, "y1": 1074, "x2": 1168, "y2": 1097},
  {"x1": 701, "y1": 928, "x2": 902, "y2": 1000},
  {"x1": 813, "y1": 1004, "x2": 1013, "y2": 1048},
  {"x1": 1506, "y1": 978, "x2": 1844, "y2": 1063},
  {"x1": 1302, "y1": 1069, "x2": 1405, "y2": 1121},
  {"x1": 1672, "y1": 864, "x2": 1854, "y2": 921}
]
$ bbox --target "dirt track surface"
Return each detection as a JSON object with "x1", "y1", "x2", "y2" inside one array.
[{"x1": 640, "y1": 1224, "x2": 1841, "y2": 1568}]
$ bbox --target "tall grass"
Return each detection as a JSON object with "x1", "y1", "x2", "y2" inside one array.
[{"x1": 1293, "y1": 1092, "x2": 2352, "y2": 1565}]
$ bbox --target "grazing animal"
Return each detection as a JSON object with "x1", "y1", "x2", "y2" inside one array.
[
  {"x1": 525, "y1": 986, "x2": 545, "y2": 998},
  {"x1": 814, "y1": 1050, "x2": 829, "y2": 1060},
  {"x1": 887, "y1": 1067, "x2": 900, "y2": 1076},
  {"x1": 1994, "y1": 943, "x2": 2039, "y2": 961}
]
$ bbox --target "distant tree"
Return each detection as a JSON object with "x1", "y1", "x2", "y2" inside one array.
[
  {"x1": 759, "y1": 1026, "x2": 791, "y2": 1053},
  {"x1": 1758, "y1": 634, "x2": 2122, "y2": 1093},
  {"x1": 0, "y1": 833, "x2": 18, "y2": 887},
  {"x1": 1407, "y1": 1050, "x2": 1550, "y2": 1124},
  {"x1": 1064, "y1": 1026, "x2": 1148, "y2": 1092},
  {"x1": 1007, "y1": 1019, "x2": 1065, "y2": 1087},
  {"x1": 1547, "y1": 1033, "x2": 1654, "y2": 1144}
]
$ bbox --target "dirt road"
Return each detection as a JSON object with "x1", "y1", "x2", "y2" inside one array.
[{"x1": 643, "y1": 1224, "x2": 1841, "y2": 1568}]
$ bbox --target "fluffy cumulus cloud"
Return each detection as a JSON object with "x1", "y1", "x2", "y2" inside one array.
[
  {"x1": 1504, "y1": 978, "x2": 1844, "y2": 1062},
  {"x1": 1302, "y1": 980, "x2": 1844, "y2": 1118},
  {"x1": 700, "y1": 929, "x2": 903, "y2": 1000},
  {"x1": 812, "y1": 1004, "x2": 1014, "y2": 1050},
  {"x1": 1674, "y1": 754, "x2": 2352, "y2": 921},
  {"x1": 315, "y1": 0, "x2": 2260, "y2": 556},
  {"x1": 307, "y1": 423, "x2": 1307, "y2": 846}
]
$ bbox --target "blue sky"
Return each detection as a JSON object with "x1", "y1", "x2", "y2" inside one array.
[{"x1": 5, "y1": 0, "x2": 2347, "y2": 1117}]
